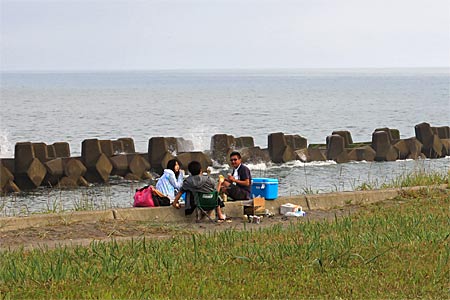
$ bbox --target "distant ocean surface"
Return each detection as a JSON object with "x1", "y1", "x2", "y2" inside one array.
[{"x1": 1, "y1": 68, "x2": 449, "y2": 214}]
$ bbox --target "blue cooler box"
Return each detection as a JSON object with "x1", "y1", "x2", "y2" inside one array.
[{"x1": 251, "y1": 178, "x2": 278, "y2": 200}]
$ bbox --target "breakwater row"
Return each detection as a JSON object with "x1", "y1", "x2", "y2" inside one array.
[{"x1": 0, "y1": 122, "x2": 448, "y2": 193}]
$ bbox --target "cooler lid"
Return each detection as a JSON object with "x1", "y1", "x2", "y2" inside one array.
[{"x1": 252, "y1": 177, "x2": 278, "y2": 183}]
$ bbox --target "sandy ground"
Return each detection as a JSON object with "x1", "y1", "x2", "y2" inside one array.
[{"x1": 0, "y1": 204, "x2": 372, "y2": 251}]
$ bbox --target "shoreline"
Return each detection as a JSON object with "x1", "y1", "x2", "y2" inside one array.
[{"x1": 1, "y1": 184, "x2": 447, "y2": 232}]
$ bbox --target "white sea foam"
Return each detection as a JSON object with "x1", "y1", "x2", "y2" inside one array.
[
  {"x1": 262, "y1": 160, "x2": 337, "y2": 170},
  {"x1": 209, "y1": 159, "x2": 338, "y2": 174},
  {"x1": 289, "y1": 160, "x2": 337, "y2": 167},
  {"x1": 247, "y1": 162, "x2": 270, "y2": 171},
  {"x1": 0, "y1": 129, "x2": 13, "y2": 158},
  {"x1": 184, "y1": 127, "x2": 217, "y2": 151}
]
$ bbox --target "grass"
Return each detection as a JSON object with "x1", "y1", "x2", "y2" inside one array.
[
  {"x1": 356, "y1": 170, "x2": 448, "y2": 191},
  {"x1": 381, "y1": 170, "x2": 448, "y2": 188},
  {"x1": 0, "y1": 187, "x2": 448, "y2": 299},
  {"x1": 301, "y1": 186, "x2": 319, "y2": 194}
]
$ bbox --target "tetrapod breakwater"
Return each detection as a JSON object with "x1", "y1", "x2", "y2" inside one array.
[{"x1": 1, "y1": 121, "x2": 448, "y2": 194}]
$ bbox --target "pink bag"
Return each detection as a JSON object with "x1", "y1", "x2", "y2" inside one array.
[{"x1": 133, "y1": 185, "x2": 155, "y2": 207}]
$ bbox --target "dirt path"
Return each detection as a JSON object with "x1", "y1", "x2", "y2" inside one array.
[{"x1": 0, "y1": 203, "x2": 376, "y2": 251}]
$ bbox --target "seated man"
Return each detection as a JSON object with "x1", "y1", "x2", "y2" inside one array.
[
  {"x1": 172, "y1": 160, "x2": 228, "y2": 221},
  {"x1": 221, "y1": 151, "x2": 252, "y2": 200}
]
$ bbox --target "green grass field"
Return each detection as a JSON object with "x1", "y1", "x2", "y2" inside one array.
[{"x1": 0, "y1": 187, "x2": 449, "y2": 299}]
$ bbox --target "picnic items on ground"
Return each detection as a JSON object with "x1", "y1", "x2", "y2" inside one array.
[{"x1": 280, "y1": 203, "x2": 306, "y2": 217}]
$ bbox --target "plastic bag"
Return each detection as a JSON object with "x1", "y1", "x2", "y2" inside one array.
[
  {"x1": 133, "y1": 185, "x2": 155, "y2": 207},
  {"x1": 284, "y1": 210, "x2": 306, "y2": 217}
]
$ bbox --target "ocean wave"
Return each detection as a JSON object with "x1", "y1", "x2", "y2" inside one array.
[
  {"x1": 209, "y1": 159, "x2": 338, "y2": 174},
  {"x1": 208, "y1": 156, "x2": 450, "y2": 175},
  {"x1": 0, "y1": 129, "x2": 13, "y2": 158}
]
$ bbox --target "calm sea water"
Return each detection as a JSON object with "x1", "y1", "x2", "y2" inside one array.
[{"x1": 1, "y1": 69, "x2": 449, "y2": 215}]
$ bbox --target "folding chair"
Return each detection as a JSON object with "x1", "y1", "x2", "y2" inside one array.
[{"x1": 194, "y1": 191, "x2": 219, "y2": 223}]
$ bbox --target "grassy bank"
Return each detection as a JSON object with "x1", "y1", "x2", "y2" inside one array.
[{"x1": 0, "y1": 187, "x2": 449, "y2": 299}]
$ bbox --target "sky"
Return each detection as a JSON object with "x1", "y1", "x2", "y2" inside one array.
[{"x1": 1, "y1": 0, "x2": 449, "y2": 71}]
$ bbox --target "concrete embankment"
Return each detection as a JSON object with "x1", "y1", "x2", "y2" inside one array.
[{"x1": 0, "y1": 185, "x2": 447, "y2": 232}]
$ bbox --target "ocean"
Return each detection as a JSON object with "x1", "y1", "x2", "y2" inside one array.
[{"x1": 1, "y1": 68, "x2": 449, "y2": 215}]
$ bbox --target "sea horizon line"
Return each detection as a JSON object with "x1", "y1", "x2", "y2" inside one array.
[{"x1": 1, "y1": 66, "x2": 449, "y2": 75}]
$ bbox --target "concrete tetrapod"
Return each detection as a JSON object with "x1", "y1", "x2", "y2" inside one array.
[{"x1": 14, "y1": 142, "x2": 47, "y2": 190}]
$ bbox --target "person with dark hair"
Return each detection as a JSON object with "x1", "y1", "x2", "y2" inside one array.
[
  {"x1": 221, "y1": 151, "x2": 252, "y2": 200},
  {"x1": 172, "y1": 161, "x2": 228, "y2": 221},
  {"x1": 155, "y1": 159, "x2": 184, "y2": 203}
]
